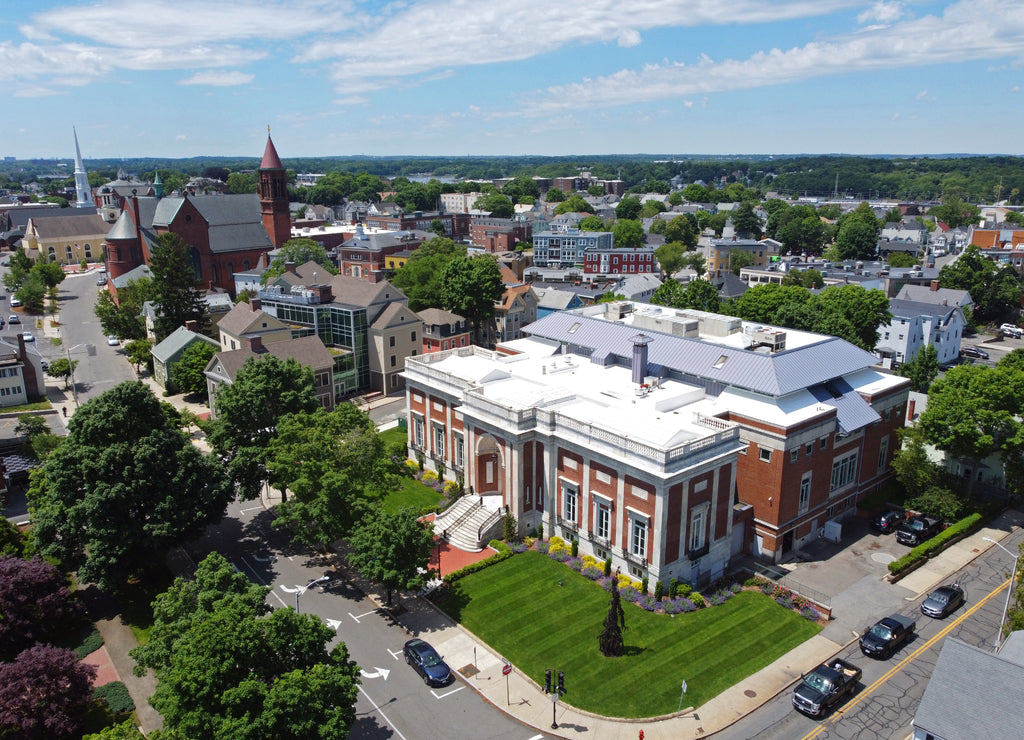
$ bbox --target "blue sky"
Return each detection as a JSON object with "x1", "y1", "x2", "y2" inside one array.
[{"x1": 2, "y1": 0, "x2": 1023, "y2": 159}]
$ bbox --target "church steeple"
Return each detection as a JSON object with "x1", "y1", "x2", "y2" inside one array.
[
  {"x1": 259, "y1": 128, "x2": 290, "y2": 249},
  {"x1": 153, "y1": 170, "x2": 164, "y2": 199},
  {"x1": 72, "y1": 127, "x2": 93, "y2": 209}
]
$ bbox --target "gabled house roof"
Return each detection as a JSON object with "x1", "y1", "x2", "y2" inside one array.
[
  {"x1": 151, "y1": 326, "x2": 218, "y2": 364},
  {"x1": 418, "y1": 307, "x2": 466, "y2": 326},
  {"x1": 497, "y1": 284, "x2": 535, "y2": 312},
  {"x1": 895, "y1": 284, "x2": 972, "y2": 309},
  {"x1": 371, "y1": 302, "x2": 420, "y2": 331},
  {"x1": 27, "y1": 213, "x2": 109, "y2": 238},
  {"x1": 217, "y1": 301, "x2": 289, "y2": 338},
  {"x1": 206, "y1": 335, "x2": 334, "y2": 383}
]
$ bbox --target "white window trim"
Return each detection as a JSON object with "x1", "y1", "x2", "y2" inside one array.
[{"x1": 689, "y1": 503, "x2": 709, "y2": 553}]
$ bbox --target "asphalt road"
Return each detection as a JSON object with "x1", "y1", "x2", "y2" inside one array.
[
  {"x1": 717, "y1": 527, "x2": 1023, "y2": 740},
  {"x1": 52, "y1": 271, "x2": 136, "y2": 404},
  {"x1": 189, "y1": 496, "x2": 544, "y2": 740}
]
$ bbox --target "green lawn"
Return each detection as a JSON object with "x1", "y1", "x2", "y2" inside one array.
[
  {"x1": 439, "y1": 551, "x2": 821, "y2": 718},
  {"x1": 378, "y1": 426, "x2": 445, "y2": 514}
]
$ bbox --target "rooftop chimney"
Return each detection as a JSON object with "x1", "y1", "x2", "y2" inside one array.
[
  {"x1": 250, "y1": 297, "x2": 262, "y2": 312},
  {"x1": 247, "y1": 335, "x2": 264, "y2": 352},
  {"x1": 631, "y1": 333, "x2": 650, "y2": 386},
  {"x1": 930, "y1": 279, "x2": 939, "y2": 291},
  {"x1": 184, "y1": 320, "x2": 198, "y2": 332},
  {"x1": 285, "y1": 261, "x2": 297, "y2": 275}
]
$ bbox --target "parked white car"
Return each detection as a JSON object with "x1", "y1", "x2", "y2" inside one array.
[{"x1": 1000, "y1": 323, "x2": 1023, "y2": 338}]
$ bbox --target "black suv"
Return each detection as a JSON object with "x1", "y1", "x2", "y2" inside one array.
[
  {"x1": 870, "y1": 509, "x2": 906, "y2": 534},
  {"x1": 961, "y1": 346, "x2": 989, "y2": 360}
]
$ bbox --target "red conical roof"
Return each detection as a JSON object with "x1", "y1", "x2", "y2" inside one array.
[{"x1": 260, "y1": 133, "x2": 283, "y2": 169}]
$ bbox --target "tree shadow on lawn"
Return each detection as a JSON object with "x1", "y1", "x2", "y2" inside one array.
[{"x1": 432, "y1": 583, "x2": 472, "y2": 622}]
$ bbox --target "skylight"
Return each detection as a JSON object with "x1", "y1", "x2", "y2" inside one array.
[{"x1": 713, "y1": 354, "x2": 728, "y2": 370}]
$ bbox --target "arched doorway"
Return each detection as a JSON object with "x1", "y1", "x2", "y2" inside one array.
[{"x1": 474, "y1": 434, "x2": 504, "y2": 498}]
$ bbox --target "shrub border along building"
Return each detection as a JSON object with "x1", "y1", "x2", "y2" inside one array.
[{"x1": 887, "y1": 513, "x2": 983, "y2": 576}]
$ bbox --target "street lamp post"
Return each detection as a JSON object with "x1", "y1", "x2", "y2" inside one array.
[
  {"x1": 983, "y1": 536, "x2": 1020, "y2": 650},
  {"x1": 65, "y1": 342, "x2": 92, "y2": 405},
  {"x1": 295, "y1": 575, "x2": 329, "y2": 614}
]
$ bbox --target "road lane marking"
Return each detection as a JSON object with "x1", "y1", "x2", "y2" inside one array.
[
  {"x1": 432, "y1": 685, "x2": 464, "y2": 699},
  {"x1": 349, "y1": 609, "x2": 380, "y2": 623},
  {"x1": 357, "y1": 685, "x2": 408, "y2": 740},
  {"x1": 800, "y1": 577, "x2": 1010, "y2": 740},
  {"x1": 387, "y1": 647, "x2": 402, "y2": 660}
]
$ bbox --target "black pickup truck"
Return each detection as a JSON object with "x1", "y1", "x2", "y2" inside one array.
[
  {"x1": 896, "y1": 515, "x2": 942, "y2": 546},
  {"x1": 793, "y1": 658, "x2": 862, "y2": 718},
  {"x1": 859, "y1": 614, "x2": 916, "y2": 659}
]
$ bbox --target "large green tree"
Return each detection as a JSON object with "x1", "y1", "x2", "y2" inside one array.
[
  {"x1": 262, "y1": 238, "x2": 338, "y2": 283},
  {"x1": 651, "y1": 278, "x2": 720, "y2": 313},
  {"x1": 897, "y1": 343, "x2": 940, "y2": 392},
  {"x1": 612, "y1": 219, "x2": 644, "y2": 249},
  {"x1": 170, "y1": 340, "x2": 218, "y2": 395},
  {"x1": 939, "y1": 244, "x2": 1022, "y2": 322},
  {"x1": 655, "y1": 242, "x2": 687, "y2": 276},
  {"x1": 730, "y1": 200, "x2": 762, "y2": 238},
  {"x1": 150, "y1": 232, "x2": 208, "y2": 342},
  {"x1": 94, "y1": 276, "x2": 155, "y2": 341},
  {"x1": 132, "y1": 552, "x2": 360, "y2": 740},
  {"x1": 28, "y1": 382, "x2": 232, "y2": 591},
  {"x1": 929, "y1": 197, "x2": 980, "y2": 229},
  {"x1": 346, "y1": 507, "x2": 435, "y2": 605},
  {"x1": 267, "y1": 405, "x2": 400, "y2": 548},
  {"x1": 663, "y1": 215, "x2": 697, "y2": 248},
  {"x1": 474, "y1": 192, "x2": 514, "y2": 219},
  {"x1": 438, "y1": 254, "x2": 505, "y2": 344},
  {"x1": 391, "y1": 237, "x2": 464, "y2": 312},
  {"x1": 553, "y1": 194, "x2": 594, "y2": 215},
  {"x1": 615, "y1": 197, "x2": 642, "y2": 221},
  {"x1": 207, "y1": 355, "x2": 319, "y2": 500}
]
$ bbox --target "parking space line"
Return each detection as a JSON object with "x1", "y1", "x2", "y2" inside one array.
[
  {"x1": 431, "y1": 685, "x2": 464, "y2": 700},
  {"x1": 387, "y1": 648, "x2": 402, "y2": 660},
  {"x1": 358, "y1": 685, "x2": 407, "y2": 740}
]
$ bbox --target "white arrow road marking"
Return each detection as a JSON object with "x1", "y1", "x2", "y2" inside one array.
[
  {"x1": 360, "y1": 667, "x2": 391, "y2": 680},
  {"x1": 250, "y1": 552, "x2": 273, "y2": 562},
  {"x1": 431, "y1": 685, "x2": 464, "y2": 699},
  {"x1": 279, "y1": 584, "x2": 302, "y2": 594},
  {"x1": 326, "y1": 618, "x2": 343, "y2": 631},
  {"x1": 239, "y1": 505, "x2": 262, "y2": 515}
]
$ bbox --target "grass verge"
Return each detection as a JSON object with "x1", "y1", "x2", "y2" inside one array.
[
  {"x1": 439, "y1": 551, "x2": 820, "y2": 718},
  {"x1": 378, "y1": 426, "x2": 444, "y2": 514}
]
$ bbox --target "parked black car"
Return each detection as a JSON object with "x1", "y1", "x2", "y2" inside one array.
[
  {"x1": 921, "y1": 583, "x2": 965, "y2": 619},
  {"x1": 860, "y1": 614, "x2": 916, "y2": 659},
  {"x1": 961, "y1": 346, "x2": 989, "y2": 360},
  {"x1": 870, "y1": 509, "x2": 906, "y2": 534},
  {"x1": 896, "y1": 515, "x2": 942, "y2": 546},
  {"x1": 403, "y1": 638, "x2": 452, "y2": 687}
]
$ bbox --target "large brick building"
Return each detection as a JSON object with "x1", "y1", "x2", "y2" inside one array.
[
  {"x1": 403, "y1": 302, "x2": 909, "y2": 583},
  {"x1": 103, "y1": 133, "x2": 288, "y2": 295}
]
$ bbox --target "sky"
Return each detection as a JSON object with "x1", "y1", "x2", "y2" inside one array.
[{"x1": 3, "y1": 0, "x2": 1024, "y2": 160}]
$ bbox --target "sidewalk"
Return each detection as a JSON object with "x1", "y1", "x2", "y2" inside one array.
[{"x1": 344, "y1": 509, "x2": 1022, "y2": 739}]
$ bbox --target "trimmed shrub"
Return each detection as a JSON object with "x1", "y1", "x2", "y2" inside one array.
[
  {"x1": 677, "y1": 583, "x2": 692, "y2": 598},
  {"x1": 603, "y1": 557, "x2": 612, "y2": 577},
  {"x1": 93, "y1": 681, "x2": 134, "y2": 714},
  {"x1": 537, "y1": 523, "x2": 543, "y2": 540},
  {"x1": 690, "y1": 592, "x2": 705, "y2": 608},
  {"x1": 669, "y1": 578, "x2": 679, "y2": 599},
  {"x1": 654, "y1": 581, "x2": 664, "y2": 601},
  {"x1": 74, "y1": 629, "x2": 104, "y2": 660},
  {"x1": 571, "y1": 539, "x2": 579, "y2": 557},
  {"x1": 641, "y1": 576, "x2": 649, "y2": 595},
  {"x1": 887, "y1": 513, "x2": 983, "y2": 575}
]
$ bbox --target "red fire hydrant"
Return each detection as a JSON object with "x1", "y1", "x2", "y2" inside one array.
[{"x1": 639, "y1": 732, "x2": 644, "y2": 740}]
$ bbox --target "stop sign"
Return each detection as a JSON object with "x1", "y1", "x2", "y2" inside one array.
[{"x1": 502, "y1": 663, "x2": 512, "y2": 676}]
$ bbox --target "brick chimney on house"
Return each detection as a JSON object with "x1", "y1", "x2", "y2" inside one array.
[
  {"x1": 285, "y1": 261, "x2": 297, "y2": 275},
  {"x1": 184, "y1": 320, "x2": 199, "y2": 332},
  {"x1": 249, "y1": 297, "x2": 262, "y2": 311},
  {"x1": 247, "y1": 336, "x2": 264, "y2": 352},
  {"x1": 908, "y1": 399, "x2": 916, "y2": 420},
  {"x1": 930, "y1": 280, "x2": 940, "y2": 291}
]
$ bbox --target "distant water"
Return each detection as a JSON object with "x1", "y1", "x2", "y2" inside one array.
[{"x1": 404, "y1": 175, "x2": 459, "y2": 184}]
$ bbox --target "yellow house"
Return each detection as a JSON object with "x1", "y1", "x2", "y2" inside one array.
[
  {"x1": 384, "y1": 248, "x2": 413, "y2": 274},
  {"x1": 705, "y1": 237, "x2": 781, "y2": 275},
  {"x1": 22, "y1": 213, "x2": 110, "y2": 266}
]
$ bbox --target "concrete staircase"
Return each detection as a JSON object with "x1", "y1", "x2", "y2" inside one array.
[{"x1": 434, "y1": 495, "x2": 503, "y2": 552}]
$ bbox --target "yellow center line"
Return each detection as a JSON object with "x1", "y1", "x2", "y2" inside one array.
[{"x1": 799, "y1": 577, "x2": 1010, "y2": 740}]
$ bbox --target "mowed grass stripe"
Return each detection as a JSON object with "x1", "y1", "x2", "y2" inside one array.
[{"x1": 440, "y1": 551, "x2": 821, "y2": 717}]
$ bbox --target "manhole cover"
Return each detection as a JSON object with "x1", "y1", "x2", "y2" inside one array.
[
  {"x1": 459, "y1": 664, "x2": 479, "y2": 678},
  {"x1": 871, "y1": 552, "x2": 896, "y2": 564},
  {"x1": 744, "y1": 689, "x2": 757, "y2": 698}
]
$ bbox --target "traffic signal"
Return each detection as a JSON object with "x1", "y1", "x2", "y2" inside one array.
[
  {"x1": 544, "y1": 669, "x2": 552, "y2": 694},
  {"x1": 558, "y1": 671, "x2": 566, "y2": 695}
]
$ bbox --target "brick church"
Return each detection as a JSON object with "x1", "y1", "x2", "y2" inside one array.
[{"x1": 104, "y1": 132, "x2": 291, "y2": 296}]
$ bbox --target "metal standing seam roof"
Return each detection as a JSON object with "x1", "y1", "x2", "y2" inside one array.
[{"x1": 524, "y1": 311, "x2": 882, "y2": 397}]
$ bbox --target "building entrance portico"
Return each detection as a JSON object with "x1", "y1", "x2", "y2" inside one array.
[{"x1": 473, "y1": 434, "x2": 504, "y2": 498}]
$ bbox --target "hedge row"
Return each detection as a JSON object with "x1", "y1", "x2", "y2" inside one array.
[
  {"x1": 888, "y1": 513, "x2": 983, "y2": 575},
  {"x1": 443, "y1": 540, "x2": 512, "y2": 585}
]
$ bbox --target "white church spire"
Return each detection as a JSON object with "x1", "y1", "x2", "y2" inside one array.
[{"x1": 73, "y1": 127, "x2": 93, "y2": 209}]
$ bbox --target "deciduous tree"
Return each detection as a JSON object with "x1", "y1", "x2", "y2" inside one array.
[
  {"x1": 615, "y1": 197, "x2": 642, "y2": 221},
  {"x1": 45, "y1": 357, "x2": 78, "y2": 390},
  {"x1": 0, "y1": 645, "x2": 96, "y2": 740},
  {"x1": 206, "y1": 355, "x2": 318, "y2": 500},
  {"x1": 28, "y1": 382, "x2": 232, "y2": 591},
  {"x1": 897, "y1": 343, "x2": 940, "y2": 392},
  {"x1": 94, "y1": 277, "x2": 154, "y2": 341},
  {"x1": 553, "y1": 194, "x2": 594, "y2": 215},
  {"x1": 391, "y1": 237, "x2": 464, "y2": 312},
  {"x1": 262, "y1": 238, "x2": 338, "y2": 283},
  {"x1": 170, "y1": 341, "x2": 218, "y2": 396},
  {"x1": 438, "y1": 254, "x2": 504, "y2": 344},
  {"x1": 268, "y1": 405, "x2": 399, "y2": 547},
  {"x1": 939, "y1": 244, "x2": 1022, "y2": 322},
  {"x1": 612, "y1": 219, "x2": 644, "y2": 249},
  {"x1": 0, "y1": 556, "x2": 83, "y2": 661},
  {"x1": 346, "y1": 507, "x2": 435, "y2": 605}
]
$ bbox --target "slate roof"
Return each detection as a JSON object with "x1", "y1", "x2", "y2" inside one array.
[
  {"x1": 913, "y1": 636, "x2": 1024, "y2": 738},
  {"x1": 895, "y1": 284, "x2": 972, "y2": 309},
  {"x1": 888, "y1": 298, "x2": 960, "y2": 321},
  {"x1": 534, "y1": 287, "x2": 579, "y2": 311},
  {"x1": 111, "y1": 264, "x2": 153, "y2": 289},
  {"x1": 150, "y1": 194, "x2": 271, "y2": 254},
  {"x1": 261, "y1": 135, "x2": 284, "y2": 169},
  {"x1": 371, "y1": 302, "x2": 420, "y2": 330},
  {"x1": 28, "y1": 213, "x2": 109, "y2": 238},
  {"x1": 217, "y1": 301, "x2": 287, "y2": 338},
  {"x1": 208, "y1": 335, "x2": 334, "y2": 383},
  {"x1": 524, "y1": 310, "x2": 883, "y2": 398},
  {"x1": 0, "y1": 205, "x2": 66, "y2": 230},
  {"x1": 151, "y1": 326, "x2": 218, "y2": 364},
  {"x1": 418, "y1": 307, "x2": 465, "y2": 326}
]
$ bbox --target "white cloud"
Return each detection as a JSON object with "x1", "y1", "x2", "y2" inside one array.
[
  {"x1": 179, "y1": 70, "x2": 255, "y2": 86},
  {"x1": 858, "y1": 1, "x2": 906, "y2": 25},
  {"x1": 915, "y1": 90, "x2": 936, "y2": 101},
  {"x1": 515, "y1": 0, "x2": 1024, "y2": 114},
  {"x1": 176, "y1": 134, "x2": 187, "y2": 141}
]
